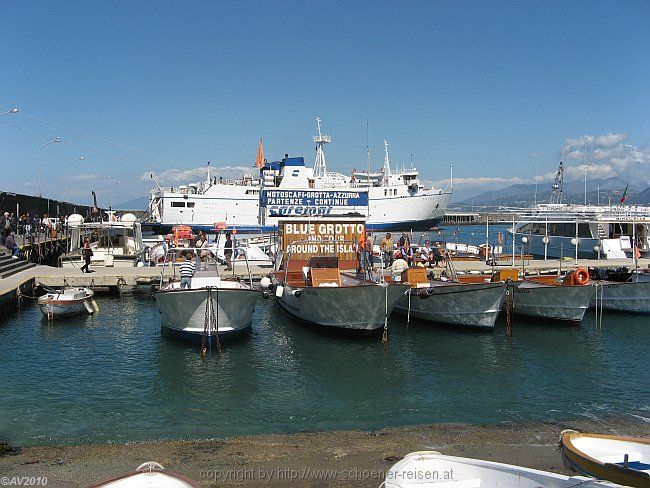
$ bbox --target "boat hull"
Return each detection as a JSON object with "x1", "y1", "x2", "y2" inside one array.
[
  {"x1": 394, "y1": 282, "x2": 505, "y2": 328},
  {"x1": 592, "y1": 281, "x2": 650, "y2": 313},
  {"x1": 38, "y1": 288, "x2": 95, "y2": 319},
  {"x1": 273, "y1": 277, "x2": 408, "y2": 331},
  {"x1": 385, "y1": 451, "x2": 616, "y2": 488},
  {"x1": 560, "y1": 432, "x2": 650, "y2": 488},
  {"x1": 38, "y1": 301, "x2": 88, "y2": 319},
  {"x1": 511, "y1": 282, "x2": 593, "y2": 322},
  {"x1": 154, "y1": 287, "x2": 260, "y2": 342}
]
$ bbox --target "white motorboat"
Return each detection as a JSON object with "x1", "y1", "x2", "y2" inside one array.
[
  {"x1": 146, "y1": 119, "x2": 452, "y2": 233},
  {"x1": 560, "y1": 431, "x2": 650, "y2": 487},
  {"x1": 385, "y1": 452, "x2": 618, "y2": 487},
  {"x1": 63, "y1": 211, "x2": 145, "y2": 268},
  {"x1": 591, "y1": 279, "x2": 650, "y2": 313},
  {"x1": 154, "y1": 249, "x2": 261, "y2": 345},
  {"x1": 89, "y1": 461, "x2": 199, "y2": 487},
  {"x1": 38, "y1": 287, "x2": 96, "y2": 319},
  {"x1": 269, "y1": 255, "x2": 408, "y2": 333},
  {"x1": 394, "y1": 278, "x2": 506, "y2": 329},
  {"x1": 511, "y1": 279, "x2": 594, "y2": 322},
  {"x1": 512, "y1": 162, "x2": 650, "y2": 260}
]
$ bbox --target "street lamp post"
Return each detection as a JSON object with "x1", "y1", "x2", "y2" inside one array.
[
  {"x1": 38, "y1": 138, "x2": 61, "y2": 197},
  {"x1": 66, "y1": 156, "x2": 85, "y2": 201}
]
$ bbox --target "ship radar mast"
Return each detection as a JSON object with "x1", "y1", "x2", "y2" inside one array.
[
  {"x1": 382, "y1": 140, "x2": 392, "y2": 179},
  {"x1": 313, "y1": 116, "x2": 331, "y2": 179},
  {"x1": 549, "y1": 160, "x2": 564, "y2": 204}
]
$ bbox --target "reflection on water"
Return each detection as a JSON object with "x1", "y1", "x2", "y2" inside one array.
[{"x1": 0, "y1": 283, "x2": 648, "y2": 447}]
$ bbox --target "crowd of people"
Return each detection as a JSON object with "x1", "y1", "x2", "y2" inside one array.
[
  {"x1": 1, "y1": 211, "x2": 70, "y2": 257},
  {"x1": 357, "y1": 230, "x2": 446, "y2": 276}
]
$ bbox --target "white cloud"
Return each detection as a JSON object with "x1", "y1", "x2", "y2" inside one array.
[
  {"x1": 142, "y1": 165, "x2": 253, "y2": 185},
  {"x1": 67, "y1": 173, "x2": 103, "y2": 181}
]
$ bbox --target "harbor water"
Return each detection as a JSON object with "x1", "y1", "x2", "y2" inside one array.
[{"x1": 1, "y1": 284, "x2": 648, "y2": 447}]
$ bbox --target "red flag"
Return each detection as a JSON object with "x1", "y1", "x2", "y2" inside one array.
[{"x1": 255, "y1": 138, "x2": 265, "y2": 169}]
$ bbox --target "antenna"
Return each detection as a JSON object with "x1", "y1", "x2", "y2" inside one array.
[
  {"x1": 383, "y1": 140, "x2": 392, "y2": 179},
  {"x1": 313, "y1": 116, "x2": 331, "y2": 179},
  {"x1": 366, "y1": 119, "x2": 371, "y2": 184},
  {"x1": 584, "y1": 140, "x2": 587, "y2": 205}
]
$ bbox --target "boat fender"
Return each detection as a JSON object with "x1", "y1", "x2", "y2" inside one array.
[
  {"x1": 262, "y1": 291, "x2": 271, "y2": 300},
  {"x1": 259, "y1": 276, "x2": 273, "y2": 290},
  {"x1": 291, "y1": 289, "x2": 301, "y2": 298},
  {"x1": 275, "y1": 285, "x2": 284, "y2": 298}
]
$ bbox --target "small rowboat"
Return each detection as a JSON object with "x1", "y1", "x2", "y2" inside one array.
[
  {"x1": 385, "y1": 452, "x2": 617, "y2": 487},
  {"x1": 89, "y1": 461, "x2": 200, "y2": 487},
  {"x1": 560, "y1": 431, "x2": 650, "y2": 487},
  {"x1": 38, "y1": 287, "x2": 97, "y2": 319}
]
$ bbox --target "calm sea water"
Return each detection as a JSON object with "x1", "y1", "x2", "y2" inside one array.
[{"x1": 1, "y1": 225, "x2": 648, "y2": 447}]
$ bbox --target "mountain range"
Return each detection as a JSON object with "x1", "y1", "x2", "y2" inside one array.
[{"x1": 456, "y1": 177, "x2": 650, "y2": 209}]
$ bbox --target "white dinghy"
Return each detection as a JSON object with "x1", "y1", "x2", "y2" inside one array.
[
  {"x1": 38, "y1": 287, "x2": 97, "y2": 319},
  {"x1": 385, "y1": 452, "x2": 618, "y2": 487},
  {"x1": 560, "y1": 431, "x2": 650, "y2": 487},
  {"x1": 88, "y1": 461, "x2": 200, "y2": 487}
]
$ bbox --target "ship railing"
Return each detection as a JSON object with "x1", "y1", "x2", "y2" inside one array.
[{"x1": 158, "y1": 245, "x2": 254, "y2": 289}]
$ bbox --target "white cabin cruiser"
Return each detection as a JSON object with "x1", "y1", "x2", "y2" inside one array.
[
  {"x1": 63, "y1": 212, "x2": 145, "y2": 268},
  {"x1": 512, "y1": 162, "x2": 650, "y2": 260},
  {"x1": 146, "y1": 118, "x2": 451, "y2": 233}
]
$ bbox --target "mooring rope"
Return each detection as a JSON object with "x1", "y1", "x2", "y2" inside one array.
[
  {"x1": 382, "y1": 283, "x2": 389, "y2": 349},
  {"x1": 505, "y1": 281, "x2": 512, "y2": 339}
]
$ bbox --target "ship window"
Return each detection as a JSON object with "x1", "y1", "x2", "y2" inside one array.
[
  {"x1": 578, "y1": 223, "x2": 591, "y2": 238},
  {"x1": 384, "y1": 190, "x2": 387, "y2": 196},
  {"x1": 171, "y1": 202, "x2": 185, "y2": 207},
  {"x1": 187, "y1": 202, "x2": 195, "y2": 208}
]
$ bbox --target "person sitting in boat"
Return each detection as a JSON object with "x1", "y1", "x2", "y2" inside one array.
[
  {"x1": 430, "y1": 241, "x2": 445, "y2": 267},
  {"x1": 397, "y1": 232, "x2": 412, "y2": 264},
  {"x1": 179, "y1": 253, "x2": 196, "y2": 289},
  {"x1": 80, "y1": 238, "x2": 93, "y2": 273},
  {"x1": 196, "y1": 231, "x2": 211, "y2": 265},
  {"x1": 380, "y1": 233, "x2": 394, "y2": 269}
]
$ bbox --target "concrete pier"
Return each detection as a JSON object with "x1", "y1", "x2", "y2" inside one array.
[{"x1": 2, "y1": 257, "x2": 648, "y2": 309}]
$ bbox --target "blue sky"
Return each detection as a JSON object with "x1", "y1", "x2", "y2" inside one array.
[{"x1": 1, "y1": 1, "x2": 649, "y2": 206}]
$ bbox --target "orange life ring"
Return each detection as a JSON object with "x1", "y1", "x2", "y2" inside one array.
[{"x1": 574, "y1": 267, "x2": 590, "y2": 285}]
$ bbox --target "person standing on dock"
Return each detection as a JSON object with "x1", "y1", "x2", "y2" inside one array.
[
  {"x1": 80, "y1": 238, "x2": 93, "y2": 273},
  {"x1": 380, "y1": 233, "x2": 394, "y2": 269},
  {"x1": 179, "y1": 253, "x2": 196, "y2": 289},
  {"x1": 224, "y1": 233, "x2": 233, "y2": 270}
]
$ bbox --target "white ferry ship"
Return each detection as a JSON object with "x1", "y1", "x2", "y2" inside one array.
[
  {"x1": 512, "y1": 162, "x2": 650, "y2": 259},
  {"x1": 145, "y1": 119, "x2": 452, "y2": 233}
]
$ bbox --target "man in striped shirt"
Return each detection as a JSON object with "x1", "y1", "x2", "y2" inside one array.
[{"x1": 179, "y1": 253, "x2": 196, "y2": 289}]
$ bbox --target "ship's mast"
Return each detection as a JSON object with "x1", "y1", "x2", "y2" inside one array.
[
  {"x1": 549, "y1": 160, "x2": 564, "y2": 204},
  {"x1": 313, "y1": 116, "x2": 331, "y2": 179},
  {"x1": 383, "y1": 140, "x2": 392, "y2": 178}
]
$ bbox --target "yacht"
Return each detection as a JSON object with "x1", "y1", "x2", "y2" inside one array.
[
  {"x1": 512, "y1": 162, "x2": 650, "y2": 260},
  {"x1": 145, "y1": 119, "x2": 452, "y2": 233}
]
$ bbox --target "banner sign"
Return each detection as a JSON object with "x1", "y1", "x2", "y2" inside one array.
[
  {"x1": 280, "y1": 220, "x2": 365, "y2": 262},
  {"x1": 262, "y1": 190, "x2": 368, "y2": 217}
]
